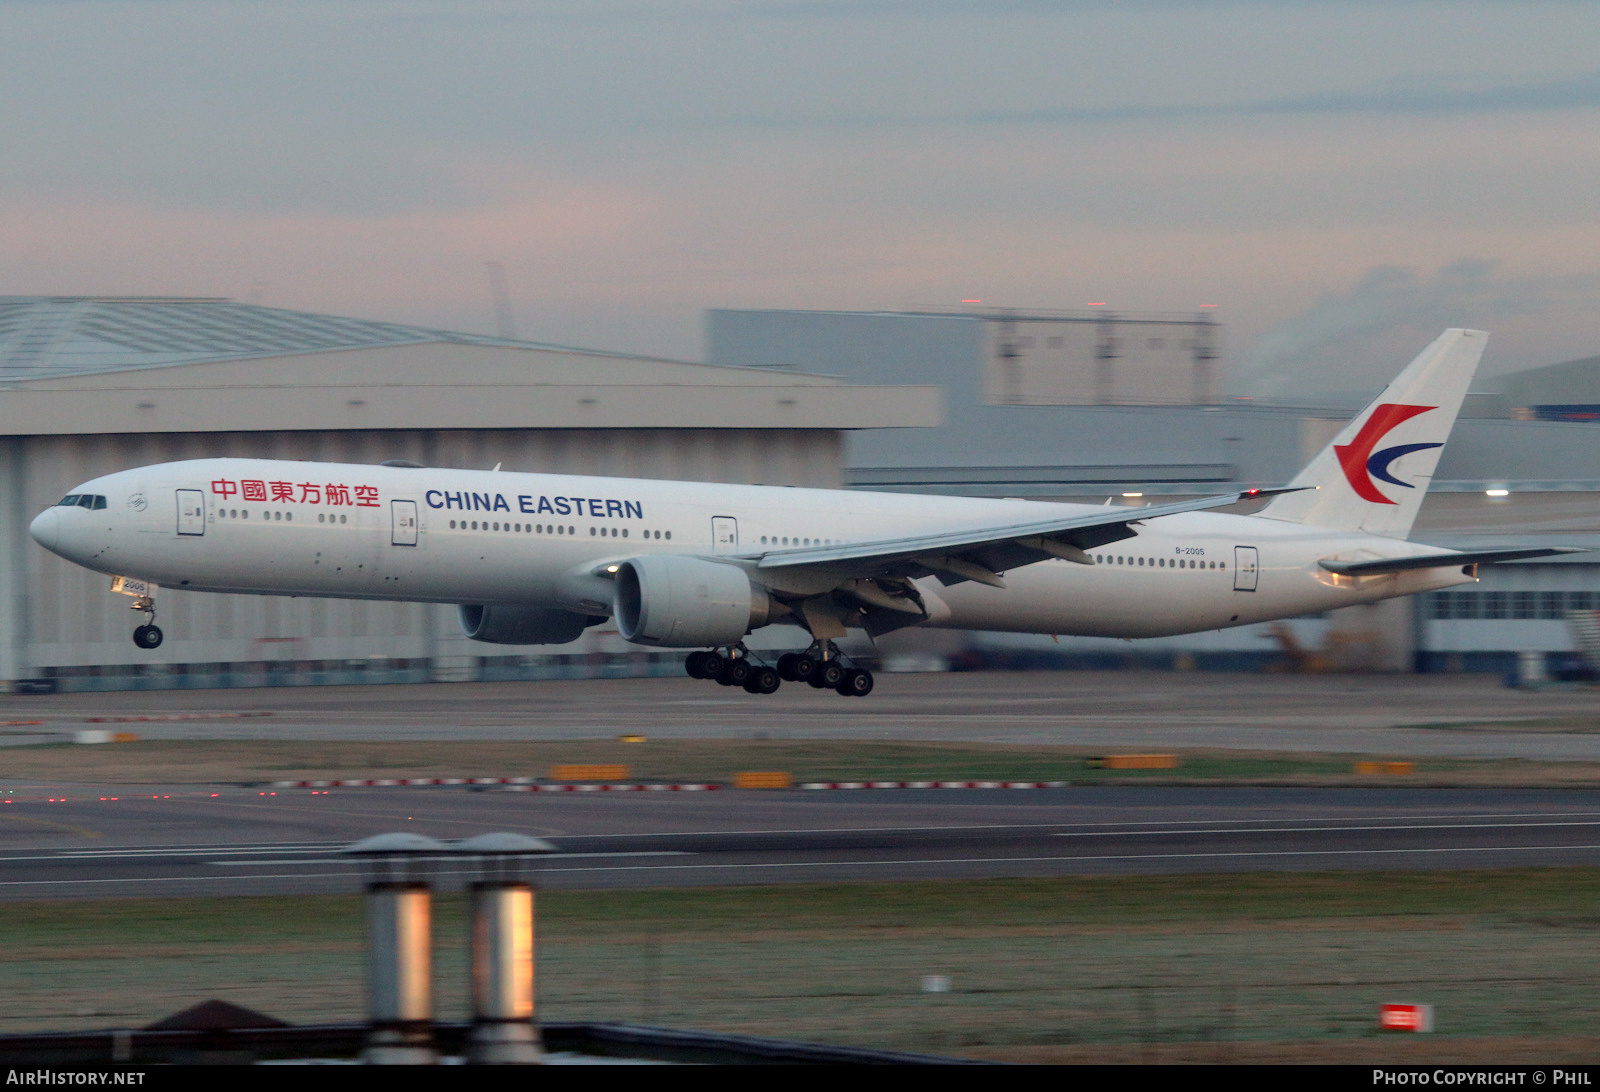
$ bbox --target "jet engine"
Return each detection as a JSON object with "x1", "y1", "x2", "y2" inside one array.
[
  {"x1": 613, "y1": 555, "x2": 772, "y2": 647},
  {"x1": 457, "y1": 604, "x2": 597, "y2": 645}
]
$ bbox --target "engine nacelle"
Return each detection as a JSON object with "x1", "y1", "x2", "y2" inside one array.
[
  {"x1": 613, "y1": 555, "x2": 771, "y2": 647},
  {"x1": 457, "y1": 604, "x2": 596, "y2": 646}
]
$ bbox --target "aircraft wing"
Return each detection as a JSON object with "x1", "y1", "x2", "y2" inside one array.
[
  {"x1": 745, "y1": 486, "x2": 1303, "y2": 588},
  {"x1": 1318, "y1": 547, "x2": 1584, "y2": 577}
]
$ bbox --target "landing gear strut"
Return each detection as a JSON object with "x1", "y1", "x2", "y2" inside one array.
[{"x1": 130, "y1": 595, "x2": 163, "y2": 649}]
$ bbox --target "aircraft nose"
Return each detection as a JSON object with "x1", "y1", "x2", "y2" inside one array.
[{"x1": 29, "y1": 508, "x2": 59, "y2": 552}]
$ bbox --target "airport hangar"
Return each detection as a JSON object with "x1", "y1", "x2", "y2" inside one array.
[
  {"x1": 0, "y1": 297, "x2": 938, "y2": 692},
  {"x1": 710, "y1": 308, "x2": 1600, "y2": 676}
]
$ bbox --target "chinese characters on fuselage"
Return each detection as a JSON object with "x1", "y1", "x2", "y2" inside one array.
[{"x1": 211, "y1": 479, "x2": 380, "y2": 507}]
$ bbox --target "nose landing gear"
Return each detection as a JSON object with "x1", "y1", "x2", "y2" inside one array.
[{"x1": 129, "y1": 595, "x2": 163, "y2": 649}]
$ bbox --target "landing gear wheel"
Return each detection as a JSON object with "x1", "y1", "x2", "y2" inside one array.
[
  {"x1": 133, "y1": 624, "x2": 163, "y2": 650},
  {"x1": 743, "y1": 666, "x2": 781, "y2": 695},
  {"x1": 717, "y1": 658, "x2": 752, "y2": 687},
  {"x1": 837, "y1": 668, "x2": 874, "y2": 697},
  {"x1": 776, "y1": 653, "x2": 802, "y2": 681},
  {"x1": 699, "y1": 651, "x2": 725, "y2": 679},
  {"x1": 685, "y1": 650, "x2": 713, "y2": 679},
  {"x1": 809, "y1": 660, "x2": 845, "y2": 689},
  {"x1": 791, "y1": 655, "x2": 818, "y2": 684}
]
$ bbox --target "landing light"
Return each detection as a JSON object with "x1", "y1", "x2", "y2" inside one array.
[
  {"x1": 1121, "y1": 492, "x2": 1143, "y2": 498},
  {"x1": 606, "y1": 565, "x2": 620, "y2": 573},
  {"x1": 1485, "y1": 489, "x2": 1510, "y2": 498}
]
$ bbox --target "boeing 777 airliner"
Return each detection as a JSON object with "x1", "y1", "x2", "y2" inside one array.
[{"x1": 29, "y1": 329, "x2": 1571, "y2": 697}]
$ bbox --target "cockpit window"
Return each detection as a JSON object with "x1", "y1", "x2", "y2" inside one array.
[
  {"x1": 57, "y1": 495, "x2": 80, "y2": 507},
  {"x1": 55, "y1": 494, "x2": 106, "y2": 509},
  {"x1": 90, "y1": 495, "x2": 106, "y2": 510}
]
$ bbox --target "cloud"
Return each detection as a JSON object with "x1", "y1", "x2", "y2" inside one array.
[{"x1": 1230, "y1": 260, "x2": 1599, "y2": 401}]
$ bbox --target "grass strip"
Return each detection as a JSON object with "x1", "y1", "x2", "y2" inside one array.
[
  {"x1": 6, "y1": 739, "x2": 1600, "y2": 787},
  {"x1": 6, "y1": 868, "x2": 1600, "y2": 1062}
]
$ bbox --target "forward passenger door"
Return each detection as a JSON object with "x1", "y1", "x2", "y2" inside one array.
[{"x1": 176, "y1": 489, "x2": 205, "y2": 536}]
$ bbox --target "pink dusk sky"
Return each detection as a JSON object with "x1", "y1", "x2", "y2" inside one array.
[{"x1": 4, "y1": 1, "x2": 1600, "y2": 399}]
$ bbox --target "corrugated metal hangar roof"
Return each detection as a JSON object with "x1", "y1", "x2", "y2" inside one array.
[
  {"x1": 0, "y1": 296, "x2": 632, "y2": 381},
  {"x1": 0, "y1": 297, "x2": 941, "y2": 435}
]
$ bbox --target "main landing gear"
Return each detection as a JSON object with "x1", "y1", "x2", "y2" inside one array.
[
  {"x1": 684, "y1": 642, "x2": 873, "y2": 698},
  {"x1": 130, "y1": 595, "x2": 163, "y2": 649}
]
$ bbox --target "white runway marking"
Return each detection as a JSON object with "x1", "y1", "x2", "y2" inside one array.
[{"x1": 2, "y1": 843, "x2": 1599, "y2": 888}]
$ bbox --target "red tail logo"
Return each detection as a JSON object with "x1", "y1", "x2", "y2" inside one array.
[{"x1": 1334, "y1": 404, "x2": 1442, "y2": 505}]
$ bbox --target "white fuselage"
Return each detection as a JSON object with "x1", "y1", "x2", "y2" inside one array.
[{"x1": 31, "y1": 458, "x2": 1474, "y2": 642}]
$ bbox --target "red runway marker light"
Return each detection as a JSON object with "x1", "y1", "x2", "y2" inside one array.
[{"x1": 1380, "y1": 1003, "x2": 1434, "y2": 1032}]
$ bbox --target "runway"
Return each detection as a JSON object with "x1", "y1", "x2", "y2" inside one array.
[
  {"x1": 3, "y1": 785, "x2": 1600, "y2": 898},
  {"x1": 8, "y1": 672, "x2": 1600, "y2": 759}
]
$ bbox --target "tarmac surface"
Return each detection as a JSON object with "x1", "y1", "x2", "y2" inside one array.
[
  {"x1": 6, "y1": 672, "x2": 1600, "y2": 898},
  {"x1": 2, "y1": 785, "x2": 1599, "y2": 898},
  {"x1": 5, "y1": 671, "x2": 1600, "y2": 758}
]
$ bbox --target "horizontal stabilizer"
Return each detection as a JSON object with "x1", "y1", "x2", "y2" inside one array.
[{"x1": 1318, "y1": 547, "x2": 1584, "y2": 577}]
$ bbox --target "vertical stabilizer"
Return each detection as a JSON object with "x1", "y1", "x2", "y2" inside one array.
[{"x1": 1259, "y1": 328, "x2": 1486, "y2": 539}]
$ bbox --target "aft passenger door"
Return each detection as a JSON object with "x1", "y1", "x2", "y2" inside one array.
[
  {"x1": 176, "y1": 489, "x2": 205, "y2": 536},
  {"x1": 391, "y1": 500, "x2": 418, "y2": 546},
  {"x1": 1233, "y1": 545, "x2": 1259, "y2": 592},
  {"x1": 712, "y1": 516, "x2": 738, "y2": 554}
]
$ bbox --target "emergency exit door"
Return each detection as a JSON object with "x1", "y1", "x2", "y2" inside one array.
[
  {"x1": 712, "y1": 516, "x2": 738, "y2": 554},
  {"x1": 1233, "y1": 545, "x2": 1259, "y2": 592},
  {"x1": 176, "y1": 489, "x2": 205, "y2": 536},
  {"x1": 391, "y1": 500, "x2": 418, "y2": 546}
]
